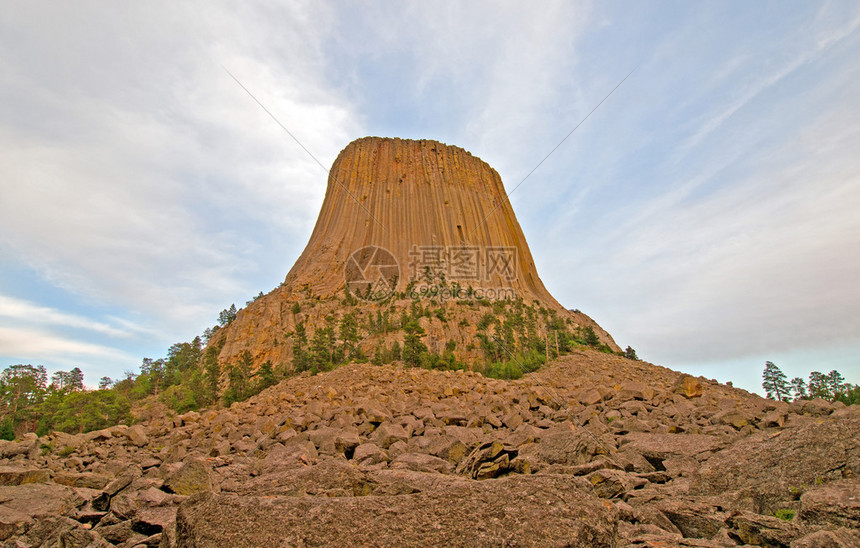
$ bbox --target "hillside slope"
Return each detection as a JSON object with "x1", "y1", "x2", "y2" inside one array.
[{"x1": 0, "y1": 350, "x2": 857, "y2": 546}]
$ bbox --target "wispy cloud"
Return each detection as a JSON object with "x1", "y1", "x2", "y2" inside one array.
[
  {"x1": 0, "y1": 295, "x2": 132, "y2": 337},
  {"x1": 0, "y1": 326, "x2": 131, "y2": 363}
]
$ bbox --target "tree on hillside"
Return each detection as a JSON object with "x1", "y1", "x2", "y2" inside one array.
[
  {"x1": 402, "y1": 319, "x2": 427, "y2": 367},
  {"x1": 218, "y1": 304, "x2": 237, "y2": 327},
  {"x1": 789, "y1": 377, "x2": 807, "y2": 401},
  {"x1": 0, "y1": 365, "x2": 48, "y2": 426},
  {"x1": 50, "y1": 367, "x2": 83, "y2": 393},
  {"x1": 826, "y1": 370, "x2": 846, "y2": 398},
  {"x1": 202, "y1": 347, "x2": 221, "y2": 405},
  {"x1": 339, "y1": 313, "x2": 360, "y2": 358},
  {"x1": 140, "y1": 358, "x2": 166, "y2": 396},
  {"x1": 580, "y1": 326, "x2": 600, "y2": 347},
  {"x1": 624, "y1": 346, "x2": 638, "y2": 360},
  {"x1": 835, "y1": 384, "x2": 860, "y2": 406},
  {"x1": 98, "y1": 377, "x2": 113, "y2": 390},
  {"x1": 762, "y1": 361, "x2": 789, "y2": 402},
  {"x1": 222, "y1": 350, "x2": 255, "y2": 406},
  {"x1": 255, "y1": 360, "x2": 276, "y2": 393},
  {"x1": 38, "y1": 390, "x2": 130, "y2": 435},
  {"x1": 68, "y1": 368, "x2": 84, "y2": 391},
  {"x1": 310, "y1": 326, "x2": 336, "y2": 371},
  {"x1": 292, "y1": 322, "x2": 311, "y2": 373},
  {"x1": 807, "y1": 371, "x2": 830, "y2": 400}
]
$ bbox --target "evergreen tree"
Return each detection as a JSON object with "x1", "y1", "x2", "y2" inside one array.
[
  {"x1": 38, "y1": 390, "x2": 130, "y2": 435},
  {"x1": 762, "y1": 361, "x2": 789, "y2": 402},
  {"x1": 218, "y1": 304, "x2": 237, "y2": 327},
  {"x1": 789, "y1": 377, "x2": 807, "y2": 401},
  {"x1": 0, "y1": 365, "x2": 48, "y2": 424},
  {"x1": 310, "y1": 326, "x2": 336, "y2": 371},
  {"x1": 222, "y1": 352, "x2": 252, "y2": 406},
  {"x1": 402, "y1": 319, "x2": 427, "y2": 366},
  {"x1": 624, "y1": 346, "x2": 639, "y2": 360},
  {"x1": 835, "y1": 384, "x2": 860, "y2": 406},
  {"x1": 98, "y1": 377, "x2": 113, "y2": 390},
  {"x1": 339, "y1": 313, "x2": 360, "y2": 357},
  {"x1": 826, "y1": 370, "x2": 846, "y2": 398},
  {"x1": 67, "y1": 368, "x2": 84, "y2": 391},
  {"x1": 807, "y1": 371, "x2": 830, "y2": 400},
  {"x1": 202, "y1": 347, "x2": 221, "y2": 405},
  {"x1": 292, "y1": 322, "x2": 311, "y2": 372},
  {"x1": 255, "y1": 360, "x2": 276, "y2": 392}
]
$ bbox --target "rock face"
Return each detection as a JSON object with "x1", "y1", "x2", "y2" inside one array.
[
  {"x1": 288, "y1": 137, "x2": 557, "y2": 304},
  {"x1": 1, "y1": 350, "x2": 857, "y2": 546},
  {"x1": 211, "y1": 137, "x2": 619, "y2": 369}
]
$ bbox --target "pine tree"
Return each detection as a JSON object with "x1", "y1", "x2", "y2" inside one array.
[
  {"x1": 310, "y1": 326, "x2": 335, "y2": 371},
  {"x1": 292, "y1": 322, "x2": 310, "y2": 372},
  {"x1": 826, "y1": 370, "x2": 846, "y2": 399},
  {"x1": 808, "y1": 371, "x2": 830, "y2": 400},
  {"x1": 624, "y1": 346, "x2": 638, "y2": 360},
  {"x1": 402, "y1": 319, "x2": 427, "y2": 366},
  {"x1": 218, "y1": 304, "x2": 237, "y2": 327},
  {"x1": 255, "y1": 361, "x2": 276, "y2": 392},
  {"x1": 581, "y1": 326, "x2": 600, "y2": 347},
  {"x1": 762, "y1": 361, "x2": 789, "y2": 402},
  {"x1": 67, "y1": 368, "x2": 84, "y2": 391},
  {"x1": 202, "y1": 347, "x2": 221, "y2": 405},
  {"x1": 789, "y1": 377, "x2": 807, "y2": 401},
  {"x1": 339, "y1": 313, "x2": 360, "y2": 358}
]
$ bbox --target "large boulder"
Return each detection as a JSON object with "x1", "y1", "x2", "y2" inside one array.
[
  {"x1": 162, "y1": 458, "x2": 213, "y2": 496},
  {"x1": 690, "y1": 416, "x2": 860, "y2": 513},
  {"x1": 175, "y1": 475, "x2": 617, "y2": 547},
  {"x1": 0, "y1": 466, "x2": 50, "y2": 486},
  {"x1": 797, "y1": 478, "x2": 860, "y2": 529},
  {"x1": 233, "y1": 458, "x2": 374, "y2": 497},
  {"x1": 519, "y1": 423, "x2": 608, "y2": 466}
]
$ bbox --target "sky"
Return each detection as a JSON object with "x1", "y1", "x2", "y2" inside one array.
[{"x1": 1, "y1": 1, "x2": 858, "y2": 394}]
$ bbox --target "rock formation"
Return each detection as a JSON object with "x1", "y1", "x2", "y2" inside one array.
[
  {"x1": 1, "y1": 350, "x2": 858, "y2": 546},
  {"x1": 288, "y1": 137, "x2": 558, "y2": 303},
  {"x1": 211, "y1": 137, "x2": 619, "y2": 369}
]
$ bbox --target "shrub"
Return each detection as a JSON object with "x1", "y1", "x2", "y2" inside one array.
[{"x1": 774, "y1": 508, "x2": 795, "y2": 521}]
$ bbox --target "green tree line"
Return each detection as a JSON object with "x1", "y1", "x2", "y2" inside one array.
[{"x1": 762, "y1": 361, "x2": 859, "y2": 405}]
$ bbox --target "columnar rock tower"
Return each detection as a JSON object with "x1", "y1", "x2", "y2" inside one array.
[
  {"x1": 211, "y1": 137, "x2": 618, "y2": 368},
  {"x1": 286, "y1": 137, "x2": 560, "y2": 304}
]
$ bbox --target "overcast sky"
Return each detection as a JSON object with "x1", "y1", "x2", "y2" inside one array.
[{"x1": 1, "y1": 1, "x2": 858, "y2": 394}]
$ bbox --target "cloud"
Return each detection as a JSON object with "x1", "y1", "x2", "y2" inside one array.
[
  {"x1": 0, "y1": 2, "x2": 858, "y2": 395},
  {"x1": 0, "y1": 2, "x2": 362, "y2": 337},
  {"x1": 0, "y1": 295, "x2": 136, "y2": 338},
  {"x1": 0, "y1": 327, "x2": 131, "y2": 363}
]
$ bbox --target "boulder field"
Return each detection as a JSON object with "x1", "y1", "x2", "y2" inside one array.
[{"x1": 0, "y1": 350, "x2": 857, "y2": 547}]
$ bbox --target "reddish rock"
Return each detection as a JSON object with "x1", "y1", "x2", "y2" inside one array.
[
  {"x1": 175, "y1": 475, "x2": 617, "y2": 547},
  {"x1": 798, "y1": 478, "x2": 860, "y2": 529}
]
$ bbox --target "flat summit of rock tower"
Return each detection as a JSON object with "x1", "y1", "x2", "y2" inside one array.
[{"x1": 211, "y1": 137, "x2": 619, "y2": 369}]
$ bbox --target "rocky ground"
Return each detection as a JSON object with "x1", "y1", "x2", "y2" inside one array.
[{"x1": 0, "y1": 349, "x2": 858, "y2": 547}]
